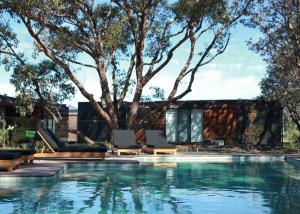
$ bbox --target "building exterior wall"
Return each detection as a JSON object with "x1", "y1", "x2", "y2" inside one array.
[
  {"x1": 42, "y1": 105, "x2": 69, "y2": 140},
  {"x1": 68, "y1": 110, "x2": 78, "y2": 142},
  {"x1": 203, "y1": 104, "x2": 237, "y2": 145},
  {"x1": 77, "y1": 100, "x2": 282, "y2": 146},
  {"x1": 0, "y1": 95, "x2": 71, "y2": 143},
  {"x1": 77, "y1": 102, "x2": 128, "y2": 143}
]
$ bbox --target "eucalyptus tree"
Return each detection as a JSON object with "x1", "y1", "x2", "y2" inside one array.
[
  {"x1": 0, "y1": 17, "x2": 75, "y2": 121},
  {"x1": 245, "y1": 0, "x2": 300, "y2": 130},
  {"x1": 10, "y1": 61, "x2": 75, "y2": 122},
  {"x1": 0, "y1": 0, "x2": 253, "y2": 141}
]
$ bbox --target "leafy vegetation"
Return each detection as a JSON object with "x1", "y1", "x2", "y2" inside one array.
[
  {"x1": 243, "y1": 106, "x2": 263, "y2": 150},
  {"x1": 284, "y1": 121, "x2": 300, "y2": 151},
  {"x1": 0, "y1": 124, "x2": 14, "y2": 147},
  {"x1": 0, "y1": 0, "x2": 253, "y2": 144},
  {"x1": 245, "y1": 0, "x2": 300, "y2": 132}
]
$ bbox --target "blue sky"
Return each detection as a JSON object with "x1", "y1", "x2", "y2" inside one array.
[{"x1": 0, "y1": 21, "x2": 265, "y2": 107}]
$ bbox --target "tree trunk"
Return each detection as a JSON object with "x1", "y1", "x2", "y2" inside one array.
[
  {"x1": 109, "y1": 115, "x2": 118, "y2": 146},
  {"x1": 127, "y1": 80, "x2": 143, "y2": 129},
  {"x1": 288, "y1": 109, "x2": 300, "y2": 132},
  {"x1": 67, "y1": 129, "x2": 96, "y2": 145}
]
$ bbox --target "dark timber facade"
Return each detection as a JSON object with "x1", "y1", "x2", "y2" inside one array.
[{"x1": 77, "y1": 100, "x2": 282, "y2": 147}]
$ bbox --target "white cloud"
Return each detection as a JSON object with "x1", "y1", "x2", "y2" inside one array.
[
  {"x1": 198, "y1": 69, "x2": 222, "y2": 79},
  {"x1": 247, "y1": 65, "x2": 265, "y2": 72},
  {"x1": 0, "y1": 68, "x2": 262, "y2": 108},
  {"x1": 65, "y1": 78, "x2": 102, "y2": 107},
  {"x1": 185, "y1": 70, "x2": 261, "y2": 100},
  {"x1": 143, "y1": 69, "x2": 261, "y2": 101},
  {"x1": 203, "y1": 63, "x2": 243, "y2": 71},
  {"x1": 0, "y1": 83, "x2": 16, "y2": 97}
]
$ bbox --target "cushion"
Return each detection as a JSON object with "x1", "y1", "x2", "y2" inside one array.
[
  {"x1": 1, "y1": 149, "x2": 36, "y2": 155},
  {"x1": 145, "y1": 130, "x2": 176, "y2": 149},
  {"x1": 115, "y1": 145, "x2": 141, "y2": 149},
  {"x1": 113, "y1": 130, "x2": 140, "y2": 149},
  {"x1": 56, "y1": 146, "x2": 107, "y2": 153},
  {"x1": 0, "y1": 152, "x2": 22, "y2": 160}
]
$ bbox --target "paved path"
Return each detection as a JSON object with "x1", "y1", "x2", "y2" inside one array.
[
  {"x1": 0, "y1": 159, "x2": 139, "y2": 177},
  {"x1": 0, "y1": 161, "x2": 65, "y2": 177}
]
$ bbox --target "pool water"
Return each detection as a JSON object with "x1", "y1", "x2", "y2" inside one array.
[{"x1": 1, "y1": 161, "x2": 300, "y2": 214}]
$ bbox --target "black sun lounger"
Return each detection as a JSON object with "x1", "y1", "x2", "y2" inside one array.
[
  {"x1": 0, "y1": 149, "x2": 36, "y2": 164},
  {"x1": 144, "y1": 130, "x2": 177, "y2": 155},
  {"x1": 0, "y1": 151, "x2": 22, "y2": 172},
  {"x1": 113, "y1": 130, "x2": 141, "y2": 155},
  {"x1": 36, "y1": 128, "x2": 107, "y2": 159}
]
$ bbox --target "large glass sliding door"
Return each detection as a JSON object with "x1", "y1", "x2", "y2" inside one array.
[
  {"x1": 191, "y1": 109, "x2": 204, "y2": 143},
  {"x1": 177, "y1": 109, "x2": 190, "y2": 143},
  {"x1": 165, "y1": 108, "x2": 203, "y2": 144},
  {"x1": 166, "y1": 109, "x2": 177, "y2": 143}
]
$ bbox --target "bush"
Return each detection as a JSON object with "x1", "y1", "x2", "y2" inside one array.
[
  {"x1": 243, "y1": 106, "x2": 263, "y2": 151},
  {"x1": 0, "y1": 125, "x2": 15, "y2": 147},
  {"x1": 284, "y1": 123, "x2": 300, "y2": 151}
]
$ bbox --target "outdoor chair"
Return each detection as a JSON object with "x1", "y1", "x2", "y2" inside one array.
[
  {"x1": 0, "y1": 148, "x2": 36, "y2": 164},
  {"x1": 36, "y1": 128, "x2": 107, "y2": 160},
  {"x1": 144, "y1": 130, "x2": 177, "y2": 155},
  {"x1": 113, "y1": 130, "x2": 141, "y2": 155},
  {"x1": 0, "y1": 151, "x2": 22, "y2": 172}
]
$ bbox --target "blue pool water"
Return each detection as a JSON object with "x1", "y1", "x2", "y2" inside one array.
[{"x1": 1, "y1": 161, "x2": 300, "y2": 214}]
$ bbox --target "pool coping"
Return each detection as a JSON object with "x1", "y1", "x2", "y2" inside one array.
[
  {"x1": 0, "y1": 153, "x2": 295, "y2": 182},
  {"x1": 135, "y1": 154, "x2": 284, "y2": 163}
]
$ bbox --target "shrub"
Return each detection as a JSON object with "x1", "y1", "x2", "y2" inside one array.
[
  {"x1": 284, "y1": 123, "x2": 300, "y2": 151},
  {"x1": 0, "y1": 125, "x2": 15, "y2": 147},
  {"x1": 243, "y1": 106, "x2": 263, "y2": 151}
]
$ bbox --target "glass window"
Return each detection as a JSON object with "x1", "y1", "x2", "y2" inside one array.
[
  {"x1": 177, "y1": 109, "x2": 190, "y2": 143},
  {"x1": 166, "y1": 109, "x2": 177, "y2": 143},
  {"x1": 166, "y1": 108, "x2": 203, "y2": 143},
  {"x1": 191, "y1": 109, "x2": 204, "y2": 142}
]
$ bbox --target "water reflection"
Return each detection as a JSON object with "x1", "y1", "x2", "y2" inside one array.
[{"x1": 0, "y1": 162, "x2": 300, "y2": 213}]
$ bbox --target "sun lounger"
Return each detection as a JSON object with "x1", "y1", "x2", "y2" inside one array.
[
  {"x1": 0, "y1": 149, "x2": 36, "y2": 163},
  {"x1": 0, "y1": 151, "x2": 22, "y2": 172},
  {"x1": 144, "y1": 130, "x2": 177, "y2": 155},
  {"x1": 113, "y1": 130, "x2": 141, "y2": 155},
  {"x1": 36, "y1": 128, "x2": 107, "y2": 159}
]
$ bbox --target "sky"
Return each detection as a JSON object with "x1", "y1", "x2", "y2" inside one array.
[{"x1": 0, "y1": 20, "x2": 265, "y2": 108}]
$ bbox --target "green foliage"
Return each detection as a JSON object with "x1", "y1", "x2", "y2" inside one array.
[
  {"x1": 0, "y1": 125, "x2": 14, "y2": 147},
  {"x1": 243, "y1": 106, "x2": 263, "y2": 150},
  {"x1": 8, "y1": 60, "x2": 75, "y2": 118},
  {"x1": 140, "y1": 86, "x2": 165, "y2": 102},
  {"x1": 173, "y1": 0, "x2": 229, "y2": 24},
  {"x1": 0, "y1": 0, "x2": 253, "y2": 131},
  {"x1": 284, "y1": 123, "x2": 300, "y2": 151},
  {"x1": 0, "y1": 117, "x2": 37, "y2": 148},
  {"x1": 245, "y1": 0, "x2": 300, "y2": 131},
  {"x1": 10, "y1": 60, "x2": 75, "y2": 105},
  {"x1": 150, "y1": 87, "x2": 165, "y2": 101},
  {"x1": 0, "y1": 10, "x2": 75, "y2": 118}
]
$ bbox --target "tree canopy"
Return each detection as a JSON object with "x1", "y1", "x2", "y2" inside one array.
[
  {"x1": 245, "y1": 0, "x2": 300, "y2": 130},
  {"x1": 0, "y1": 16, "x2": 75, "y2": 120},
  {"x1": 0, "y1": 0, "x2": 253, "y2": 142}
]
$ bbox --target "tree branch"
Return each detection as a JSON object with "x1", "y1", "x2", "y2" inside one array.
[{"x1": 21, "y1": 17, "x2": 114, "y2": 129}]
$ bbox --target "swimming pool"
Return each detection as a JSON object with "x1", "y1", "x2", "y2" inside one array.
[{"x1": 1, "y1": 161, "x2": 300, "y2": 214}]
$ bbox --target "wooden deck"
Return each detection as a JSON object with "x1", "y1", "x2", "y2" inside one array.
[{"x1": 35, "y1": 152, "x2": 105, "y2": 160}]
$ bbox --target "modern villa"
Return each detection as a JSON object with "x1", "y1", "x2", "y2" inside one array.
[
  {"x1": 1, "y1": 95, "x2": 299, "y2": 214},
  {"x1": 0, "y1": 94, "x2": 284, "y2": 149},
  {"x1": 77, "y1": 99, "x2": 282, "y2": 147}
]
